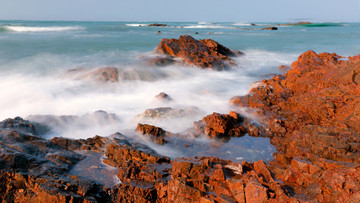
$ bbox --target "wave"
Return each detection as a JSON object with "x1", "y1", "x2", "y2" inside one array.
[
  {"x1": 232, "y1": 23, "x2": 252, "y2": 26},
  {"x1": 296, "y1": 23, "x2": 344, "y2": 27},
  {"x1": 2, "y1": 25, "x2": 84, "y2": 32},
  {"x1": 183, "y1": 25, "x2": 227, "y2": 29}
]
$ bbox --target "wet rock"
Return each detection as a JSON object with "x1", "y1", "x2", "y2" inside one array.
[
  {"x1": 153, "y1": 35, "x2": 243, "y2": 70},
  {"x1": 27, "y1": 110, "x2": 120, "y2": 136},
  {"x1": 148, "y1": 23, "x2": 167, "y2": 27},
  {"x1": 154, "y1": 92, "x2": 173, "y2": 102},
  {"x1": 64, "y1": 67, "x2": 119, "y2": 82},
  {"x1": 135, "y1": 123, "x2": 170, "y2": 145},
  {"x1": 0, "y1": 117, "x2": 110, "y2": 202},
  {"x1": 146, "y1": 56, "x2": 176, "y2": 66},
  {"x1": 194, "y1": 111, "x2": 246, "y2": 138},
  {"x1": 0, "y1": 117, "x2": 36, "y2": 135},
  {"x1": 136, "y1": 107, "x2": 202, "y2": 122},
  {"x1": 261, "y1": 26, "x2": 278, "y2": 30}
]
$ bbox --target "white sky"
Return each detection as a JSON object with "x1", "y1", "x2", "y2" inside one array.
[{"x1": 0, "y1": 0, "x2": 359, "y2": 22}]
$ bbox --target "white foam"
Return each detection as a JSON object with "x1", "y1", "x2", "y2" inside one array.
[
  {"x1": 0, "y1": 50, "x2": 296, "y2": 139},
  {"x1": 232, "y1": 23, "x2": 252, "y2": 26},
  {"x1": 3, "y1": 26, "x2": 84, "y2": 32},
  {"x1": 183, "y1": 24, "x2": 227, "y2": 29},
  {"x1": 125, "y1": 23, "x2": 147, "y2": 27}
]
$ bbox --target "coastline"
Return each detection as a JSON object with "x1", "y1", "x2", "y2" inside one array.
[{"x1": 0, "y1": 21, "x2": 360, "y2": 202}]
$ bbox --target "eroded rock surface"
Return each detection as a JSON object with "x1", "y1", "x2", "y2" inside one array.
[
  {"x1": 0, "y1": 117, "x2": 110, "y2": 202},
  {"x1": 231, "y1": 50, "x2": 360, "y2": 202}
]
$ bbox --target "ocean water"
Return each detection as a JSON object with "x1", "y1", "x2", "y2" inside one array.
[{"x1": 1, "y1": 21, "x2": 359, "y2": 162}]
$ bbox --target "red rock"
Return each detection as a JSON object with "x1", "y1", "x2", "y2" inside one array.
[
  {"x1": 244, "y1": 180, "x2": 269, "y2": 202},
  {"x1": 261, "y1": 26, "x2": 278, "y2": 30},
  {"x1": 194, "y1": 111, "x2": 246, "y2": 138},
  {"x1": 135, "y1": 123, "x2": 170, "y2": 145},
  {"x1": 154, "y1": 35, "x2": 242, "y2": 70},
  {"x1": 231, "y1": 50, "x2": 360, "y2": 202}
]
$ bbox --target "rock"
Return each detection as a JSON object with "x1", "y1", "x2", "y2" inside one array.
[
  {"x1": 154, "y1": 92, "x2": 173, "y2": 102},
  {"x1": 279, "y1": 65, "x2": 291, "y2": 73},
  {"x1": 231, "y1": 50, "x2": 360, "y2": 202},
  {"x1": 135, "y1": 123, "x2": 170, "y2": 145},
  {"x1": 154, "y1": 35, "x2": 243, "y2": 70},
  {"x1": 136, "y1": 107, "x2": 202, "y2": 122},
  {"x1": 194, "y1": 111, "x2": 246, "y2": 138},
  {"x1": 0, "y1": 117, "x2": 110, "y2": 202},
  {"x1": 261, "y1": 26, "x2": 278, "y2": 30},
  {"x1": 0, "y1": 117, "x2": 36, "y2": 135},
  {"x1": 148, "y1": 23, "x2": 167, "y2": 27},
  {"x1": 279, "y1": 22, "x2": 312, "y2": 26},
  {"x1": 27, "y1": 110, "x2": 121, "y2": 136},
  {"x1": 64, "y1": 67, "x2": 119, "y2": 82},
  {"x1": 146, "y1": 56, "x2": 176, "y2": 66}
]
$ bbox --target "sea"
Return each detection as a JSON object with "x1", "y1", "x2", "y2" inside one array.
[{"x1": 1, "y1": 21, "x2": 359, "y2": 162}]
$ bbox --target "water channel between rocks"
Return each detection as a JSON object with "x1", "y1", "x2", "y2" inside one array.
[{"x1": 69, "y1": 133, "x2": 276, "y2": 187}]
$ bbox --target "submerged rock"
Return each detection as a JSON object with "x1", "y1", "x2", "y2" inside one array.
[
  {"x1": 153, "y1": 35, "x2": 243, "y2": 70},
  {"x1": 136, "y1": 107, "x2": 202, "y2": 122},
  {"x1": 279, "y1": 22, "x2": 313, "y2": 26},
  {"x1": 154, "y1": 92, "x2": 173, "y2": 102},
  {"x1": 64, "y1": 67, "x2": 119, "y2": 82},
  {"x1": 27, "y1": 110, "x2": 121, "y2": 136}
]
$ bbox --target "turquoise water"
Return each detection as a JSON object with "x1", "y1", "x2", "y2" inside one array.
[{"x1": 0, "y1": 21, "x2": 359, "y2": 161}]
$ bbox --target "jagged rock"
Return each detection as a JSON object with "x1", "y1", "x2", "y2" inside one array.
[
  {"x1": 0, "y1": 117, "x2": 110, "y2": 202},
  {"x1": 231, "y1": 50, "x2": 360, "y2": 202},
  {"x1": 153, "y1": 35, "x2": 243, "y2": 70},
  {"x1": 135, "y1": 123, "x2": 170, "y2": 145},
  {"x1": 194, "y1": 111, "x2": 246, "y2": 138}
]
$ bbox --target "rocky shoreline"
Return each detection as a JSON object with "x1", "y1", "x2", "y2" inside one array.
[{"x1": 1, "y1": 37, "x2": 359, "y2": 202}]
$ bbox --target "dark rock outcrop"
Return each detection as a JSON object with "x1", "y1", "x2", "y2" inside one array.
[
  {"x1": 148, "y1": 23, "x2": 167, "y2": 27},
  {"x1": 0, "y1": 117, "x2": 110, "y2": 202},
  {"x1": 261, "y1": 26, "x2": 278, "y2": 30}
]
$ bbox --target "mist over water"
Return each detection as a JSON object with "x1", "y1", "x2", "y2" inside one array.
[{"x1": 1, "y1": 20, "x2": 360, "y2": 161}]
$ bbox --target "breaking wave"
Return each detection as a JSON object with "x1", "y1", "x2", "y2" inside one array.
[{"x1": 1, "y1": 25, "x2": 84, "y2": 32}]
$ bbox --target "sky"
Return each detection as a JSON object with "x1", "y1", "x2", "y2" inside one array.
[{"x1": 0, "y1": 0, "x2": 359, "y2": 22}]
